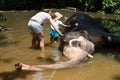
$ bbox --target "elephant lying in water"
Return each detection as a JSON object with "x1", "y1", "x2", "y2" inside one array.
[
  {"x1": 59, "y1": 13, "x2": 120, "y2": 51},
  {"x1": 15, "y1": 32, "x2": 94, "y2": 71}
]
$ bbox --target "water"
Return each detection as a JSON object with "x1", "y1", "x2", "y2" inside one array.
[{"x1": 0, "y1": 10, "x2": 120, "y2": 80}]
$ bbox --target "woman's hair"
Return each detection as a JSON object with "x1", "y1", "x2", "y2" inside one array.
[{"x1": 48, "y1": 9, "x2": 56, "y2": 18}]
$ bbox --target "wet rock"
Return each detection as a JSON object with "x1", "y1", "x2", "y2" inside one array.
[{"x1": 0, "y1": 26, "x2": 12, "y2": 32}]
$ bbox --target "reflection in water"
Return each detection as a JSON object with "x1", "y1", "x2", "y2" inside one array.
[
  {"x1": 32, "y1": 70, "x2": 56, "y2": 80},
  {"x1": 7, "y1": 31, "x2": 15, "y2": 47},
  {"x1": 0, "y1": 10, "x2": 120, "y2": 80},
  {"x1": 0, "y1": 70, "x2": 33, "y2": 80}
]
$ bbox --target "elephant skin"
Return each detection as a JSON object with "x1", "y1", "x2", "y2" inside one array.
[{"x1": 59, "y1": 13, "x2": 120, "y2": 51}]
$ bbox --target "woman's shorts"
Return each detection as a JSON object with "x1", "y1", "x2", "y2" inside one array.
[{"x1": 28, "y1": 20, "x2": 43, "y2": 33}]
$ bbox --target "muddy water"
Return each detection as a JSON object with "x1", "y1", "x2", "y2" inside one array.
[{"x1": 0, "y1": 10, "x2": 120, "y2": 80}]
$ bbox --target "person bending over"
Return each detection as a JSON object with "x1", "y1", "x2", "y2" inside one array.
[{"x1": 27, "y1": 10, "x2": 63, "y2": 57}]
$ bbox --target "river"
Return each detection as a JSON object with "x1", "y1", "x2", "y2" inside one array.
[{"x1": 0, "y1": 10, "x2": 120, "y2": 80}]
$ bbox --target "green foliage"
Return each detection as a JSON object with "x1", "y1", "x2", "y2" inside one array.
[
  {"x1": 0, "y1": 0, "x2": 119, "y2": 14},
  {"x1": 85, "y1": 0, "x2": 94, "y2": 11},
  {"x1": 101, "y1": 0, "x2": 120, "y2": 14},
  {"x1": 100, "y1": 15, "x2": 120, "y2": 36},
  {"x1": 78, "y1": 0, "x2": 94, "y2": 11}
]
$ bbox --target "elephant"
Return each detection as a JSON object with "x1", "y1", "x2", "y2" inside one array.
[
  {"x1": 15, "y1": 34, "x2": 94, "y2": 71},
  {"x1": 59, "y1": 13, "x2": 120, "y2": 51}
]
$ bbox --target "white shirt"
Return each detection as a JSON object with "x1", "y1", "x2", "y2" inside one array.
[
  {"x1": 50, "y1": 19, "x2": 63, "y2": 30},
  {"x1": 31, "y1": 12, "x2": 51, "y2": 24}
]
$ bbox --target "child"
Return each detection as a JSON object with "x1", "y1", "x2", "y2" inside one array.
[{"x1": 50, "y1": 12, "x2": 68, "y2": 43}]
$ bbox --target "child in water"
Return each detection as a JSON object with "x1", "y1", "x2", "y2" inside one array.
[{"x1": 50, "y1": 12, "x2": 68, "y2": 43}]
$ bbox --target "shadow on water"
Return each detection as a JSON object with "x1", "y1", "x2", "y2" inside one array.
[
  {"x1": 0, "y1": 31, "x2": 21, "y2": 48},
  {"x1": 112, "y1": 75, "x2": 120, "y2": 80},
  {"x1": 0, "y1": 34, "x2": 6, "y2": 40},
  {"x1": 0, "y1": 70, "x2": 33, "y2": 80},
  {"x1": 0, "y1": 57, "x2": 14, "y2": 63},
  {"x1": 95, "y1": 46, "x2": 120, "y2": 63},
  {"x1": 0, "y1": 38, "x2": 19, "y2": 48}
]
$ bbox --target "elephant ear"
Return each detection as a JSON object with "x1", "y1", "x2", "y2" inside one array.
[{"x1": 79, "y1": 30, "x2": 89, "y2": 40}]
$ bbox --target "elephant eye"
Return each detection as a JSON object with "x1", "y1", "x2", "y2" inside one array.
[{"x1": 71, "y1": 41, "x2": 80, "y2": 47}]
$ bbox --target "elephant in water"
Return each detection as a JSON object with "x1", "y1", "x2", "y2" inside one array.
[
  {"x1": 59, "y1": 13, "x2": 120, "y2": 51},
  {"x1": 15, "y1": 32, "x2": 94, "y2": 71}
]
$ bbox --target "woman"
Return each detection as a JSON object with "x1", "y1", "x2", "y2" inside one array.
[{"x1": 28, "y1": 10, "x2": 63, "y2": 57}]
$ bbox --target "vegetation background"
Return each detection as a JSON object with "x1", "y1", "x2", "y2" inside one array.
[{"x1": 0, "y1": 0, "x2": 120, "y2": 14}]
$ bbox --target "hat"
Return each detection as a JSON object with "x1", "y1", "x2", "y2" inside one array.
[{"x1": 54, "y1": 12, "x2": 63, "y2": 20}]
